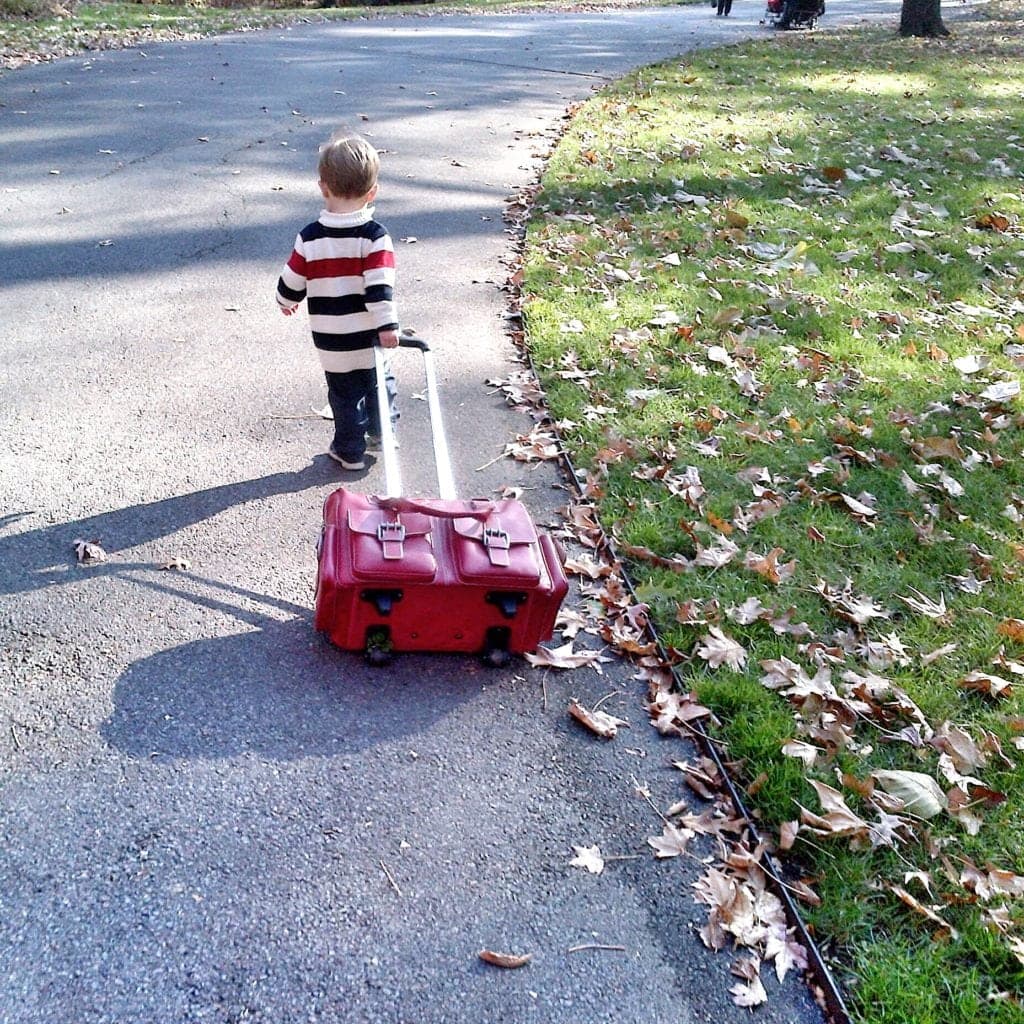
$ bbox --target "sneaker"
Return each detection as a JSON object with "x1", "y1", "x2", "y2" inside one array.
[{"x1": 328, "y1": 448, "x2": 365, "y2": 471}]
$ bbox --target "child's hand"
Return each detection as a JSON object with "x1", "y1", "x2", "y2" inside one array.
[
  {"x1": 378, "y1": 329, "x2": 400, "y2": 349},
  {"x1": 280, "y1": 304, "x2": 299, "y2": 317}
]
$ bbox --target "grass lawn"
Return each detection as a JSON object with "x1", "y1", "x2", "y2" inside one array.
[{"x1": 520, "y1": 3, "x2": 1024, "y2": 1020}]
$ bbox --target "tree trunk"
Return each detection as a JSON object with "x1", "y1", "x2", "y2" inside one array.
[{"x1": 900, "y1": 0, "x2": 950, "y2": 37}]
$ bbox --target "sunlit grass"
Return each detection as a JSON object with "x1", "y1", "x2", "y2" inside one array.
[{"x1": 524, "y1": 12, "x2": 1024, "y2": 1023}]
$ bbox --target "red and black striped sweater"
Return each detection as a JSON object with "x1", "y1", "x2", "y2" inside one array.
[{"x1": 276, "y1": 207, "x2": 398, "y2": 374}]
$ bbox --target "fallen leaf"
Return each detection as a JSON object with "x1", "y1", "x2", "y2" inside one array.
[
  {"x1": 778, "y1": 822, "x2": 800, "y2": 853},
  {"x1": 929, "y1": 722, "x2": 986, "y2": 774},
  {"x1": 888, "y1": 885, "x2": 958, "y2": 940},
  {"x1": 953, "y1": 354, "x2": 989, "y2": 375},
  {"x1": 840, "y1": 492, "x2": 878, "y2": 523},
  {"x1": 960, "y1": 860, "x2": 1024, "y2": 901},
  {"x1": 569, "y1": 845, "x2": 605, "y2": 875},
  {"x1": 781, "y1": 740, "x2": 820, "y2": 767},
  {"x1": 696, "y1": 626, "x2": 747, "y2": 670},
  {"x1": 744, "y1": 547, "x2": 797, "y2": 584},
  {"x1": 562, "y1": 553, "x2": 612, "y2": 580},
  {"x1": 73, "y1": 538, "x2": 107, "y2": 565},
  {"x1": 648, "y1": 823, "x2": 695, "y2": 859},
  {"x1": 815, "y1": 578, "x2": 890, "y2": 626},
  {"x1": 980, "y1": 380, "x2": 1020, "y2": 403},
  {"x1": 693, "y1": 536, "x2": 740, "y2": 569},
  {"x1": 921, "y1": 642, "x2": 957, "y2": 665},
  {"x1": 568, "y1": 699, "x2": 628, "y2": 739},
  {"x1": 729, "y1": 957, "x2": 768, "y2": 1007},
  {"x1": 872, "y1": 769, "x2": 946, "y2": 819},
  {"x1": 800, "y1": 780, "x2": 870, "y2": 841},
  {"x1": 525, "y1": 641, "x2": 612, "y2": 672},
  {"x1": 765, "y1": 926, "x2": 809, "y2": 982},
  {"x1": 160, "y1": 557, "x2": 191, "y2": 571},
  {"x1": 478, "y1": 949, "x2": 532, "y2": 969},
  {"x1": 997, "y1": 619, "x2": 1024, "y2": 643},
  {"x1": 960, "y1": 670, "x2": 1014, "y2": 699},
  {"x1": 707, "y1": 344, "x2": 735, "y2": 366},
  {"x1": 897, "y1": 587, "x2": 950, "y2": 623}
]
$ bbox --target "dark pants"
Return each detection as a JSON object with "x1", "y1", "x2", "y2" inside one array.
[
  {"x1": 324, "y1": 364, "x2": 398, "y2": 463},
  {"x1": 717, "y1": 0, "x2": 732, "y2": 13}
]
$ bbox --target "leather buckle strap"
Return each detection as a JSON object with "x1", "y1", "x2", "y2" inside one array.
[
  {"x1": 377, "y1": 520, "x2": 407, "y2": 560},
  {"x1": 483, "y1": 526, "x2": 511, "y2": 567}
]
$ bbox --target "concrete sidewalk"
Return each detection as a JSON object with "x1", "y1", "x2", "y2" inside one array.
[{"x1": 0, "y1": 4, "x2": 918, "y2": 1020}]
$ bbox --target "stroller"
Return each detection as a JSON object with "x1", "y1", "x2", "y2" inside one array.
[{"x1": 764, "y1": 0, "x2": 824, "y2": 28}]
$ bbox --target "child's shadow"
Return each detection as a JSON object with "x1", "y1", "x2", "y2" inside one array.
[
  {"x1": 101, "y1": 616, "x2": 480, "y2": 762},
  {"x1": 0, "y1": 455, "x2": 373, "y2": 597}
]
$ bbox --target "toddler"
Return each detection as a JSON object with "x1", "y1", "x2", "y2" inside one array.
[{"x1": 277, "y1": 130, "x2": 398, "y2": 470}]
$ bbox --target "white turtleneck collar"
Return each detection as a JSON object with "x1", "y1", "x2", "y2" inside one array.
[{"x1": 319, "y1": 207, "x2": 374, "y2": 227}]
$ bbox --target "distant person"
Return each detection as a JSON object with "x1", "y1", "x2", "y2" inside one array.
[
  {"x1": 717, "y1": 0, "x2": 733, "y2": 15},
  {"x1": 276, "y1": 130, "x2": 399, "y2": 470}
]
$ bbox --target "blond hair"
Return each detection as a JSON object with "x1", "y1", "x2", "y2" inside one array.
[{"x1": 318, "y1": 131, "x2": 380, "y2": 200}]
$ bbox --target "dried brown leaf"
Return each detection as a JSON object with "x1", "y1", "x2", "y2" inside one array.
[
  {"x1": 744, "y1": 547, "x2": 797, "y2": 585},
  {"x1": 526, "y1": 642, "x2": 612, "y2": 672},
  {"x1": 911, "y1": 435, "x2": 966, "y2": 461},
  {"x1": 478, "y1": 949, "x2": 532, "y2": 969},
  {"x1": 997, "y1": 618, "x2": 1024, "y2": 643},
  {"x1": 730, "y1": 968, "x2": 768, "y2": 1008},
  {"x1": 73, "y1": 538, "x2": 107, "y2": 565},
  {"x1": 960, "y1": 670, "x2": 1014, "y2": 699},
  {"x1": 160, "y1": 556, "x2": 191, "y2": 571},
  {"x1": 568, "y1": 845, "x2": 605, "y2": 875},
  {"x1": 800, "y1": 780, "x2": 870, "y2": 841},
  {"x1": 778, "y1": 820, "x2": 800, "y2": 852},
  {"x1": 888, "y1": 885, "x2": 958, "y2": 940},
  {"x1": 696, "y1": 626, "x2": 747, "y2": 670},
  {"x1": 568, "y1": 699, "x2": 628, "y2": 739},
  {"x1": 648, "y1": 823, "x2": 695, "y2": 859}
]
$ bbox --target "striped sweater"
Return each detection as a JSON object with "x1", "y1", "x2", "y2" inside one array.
[{"x1": 276, "y1": 207, "x2": 398, "y2": 373}]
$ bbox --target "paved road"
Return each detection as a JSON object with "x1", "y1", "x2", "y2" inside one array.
[{"x1": 0, "y1": 3, "x2": 912, "y2": 1021}]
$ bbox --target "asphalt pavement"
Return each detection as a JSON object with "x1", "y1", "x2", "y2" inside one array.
[{"x1": 0, "y1": 2, "x2": 909, "y2": 1021}]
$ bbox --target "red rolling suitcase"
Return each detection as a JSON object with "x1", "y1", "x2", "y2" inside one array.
[{"x1": 313, "y1": 335, "x2": 568, "y2": 664}]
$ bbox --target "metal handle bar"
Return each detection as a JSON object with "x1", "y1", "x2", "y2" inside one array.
[{"x1": 375, "y1": 332, "x2": 456, "y2": 501}]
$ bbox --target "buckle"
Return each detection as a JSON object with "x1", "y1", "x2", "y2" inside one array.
[
  {"x1": 483, "y1": 526, "x2": 511, "y2": 567},
  {"x1": 377, "y1": 520, "x2": 406, "y2": 560}
]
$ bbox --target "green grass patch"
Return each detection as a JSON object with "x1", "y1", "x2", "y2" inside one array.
[
  {"x1": 1, "y1": 0, "x2": 297, "y2": 61},
  {"x1": 524, "y1": 7, "x2": 1024, "y2": 1021}
]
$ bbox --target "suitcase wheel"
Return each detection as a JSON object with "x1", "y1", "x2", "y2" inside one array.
[
  {"x1": 482, "y1": 627, "x2": 512, "y2": 669},
  {"x1": 482, "y1": 648, "x2": 512, "y2": 669},
  {"x1": 365, "y1": 626, "x2": 393, "y2": 667}
]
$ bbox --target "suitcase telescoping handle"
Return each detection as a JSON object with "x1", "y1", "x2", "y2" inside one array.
[{"x1": 375, "y1": 333, "x2": 457, "y2": 502}]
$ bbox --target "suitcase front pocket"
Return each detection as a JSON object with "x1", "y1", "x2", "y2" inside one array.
[
  {"x1": 347, "y1": 509, "x2": 437, "y2": 582},
  {"x1": 451, "y1": 502, "x2": 542, "y2": 586}
]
